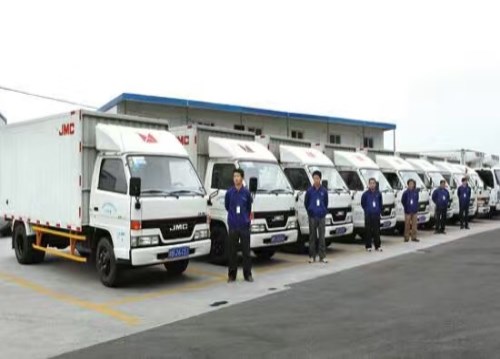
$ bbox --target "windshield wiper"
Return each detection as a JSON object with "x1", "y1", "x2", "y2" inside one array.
[
  {"x1": 168, "y1": 189, "x2": 205, "y2": 197},
  {"x1": 268, "y1": 188, "x2": 294, "y2": 195}
]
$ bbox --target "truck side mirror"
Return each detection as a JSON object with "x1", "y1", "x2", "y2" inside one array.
[
  {"x1": 129, "y1": 177, "x2": 141, "y2": 197},
  {"x1": 249, "y1": 177, "x2": 258, "y2": 193},
  {"x1": 322, "y1": 180, "x2": 328, "y2": 190}
]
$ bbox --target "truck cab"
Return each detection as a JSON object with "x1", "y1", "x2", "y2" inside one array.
[
  {"x1": 375, "y1": 155, "x2": 431, "y2": 229},
  {"x1": 433, "y1": 161, "x2": 472, "y2": 220},
  {"x1": 333, "y1": 151, "x2": 397, "y2": 236},
  {"x1": 475, "y1": 167, "x2": 500, "y2": 213},
  {"x1": 404, "y1": 158, "x2": 454, "y2": 220},
  {"x1": 450, "y1": 164, "x2": 490, "y2": 217},
  {"x1": 277, "y1": 145, "x2": 354, "y2": 245}
]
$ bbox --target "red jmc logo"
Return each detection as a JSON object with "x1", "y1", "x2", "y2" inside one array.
[
  {"x1": 177, "y1": 135, "x2": 190, "y2": 145},
  {"x1": 59, "y1": 123, "x2": 75, "y2": 136},
  {"x1": 138, "y1": 133, "x2": 157, "y2": 143}
]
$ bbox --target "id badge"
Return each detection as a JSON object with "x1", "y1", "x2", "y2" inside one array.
[
  {"x1": 236, "y1": 206, "x2": 241, "y2": 214},
  {"x1": 316, "y1": 199, "x2": 320, "y2": 207},
  {"x1": 442, "y1": 195, "x2": 446, "y2": 201},
  {"x1": 464, "y1": 193, "x2": 467, "y2": 198},
  {"x1": 410, "y1": 199, "x2": 413, "y2": 205},
  {"x1": 372, "y1": 201, "x2": 376, "y2": 208}
]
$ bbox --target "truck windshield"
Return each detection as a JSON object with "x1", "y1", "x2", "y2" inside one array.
[
  {"x1": 359, "y1": 168, "x2": 392, "y2": 191},
  {"x1": 428, "y1": 172, "x2": 446, "y2": 188},
  {"x1": 239, "y1": 161, "x2": 293, "y2": 193},
  {"x1": 308, "y1": 165, "x2": 348, "y2": 191},
  {"x1": 441, "y1": 173, "x2": 457, "y2": 189},
  {"x1": 471, "y1": 174, "x2": 484, "y2": 189},
  {"x1": 400, "y1": 170, "x2": 425, "y2": 189},
  {"x1": 127, "y1": 156, "x2": 204, "y2": 196},
  {"x1": 495, "y1": 170, "x2": 500, "y2": 185},
  {"x1": 476, "y1": 170, "x2": 494, "y2": 188},
  {"x1": 453, "y1": 174, "x2": 465, "y2": 188}
]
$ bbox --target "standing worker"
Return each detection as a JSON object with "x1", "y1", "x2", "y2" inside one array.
[
  {"x1": 304, "y1": 171, "x2": 329, "y2": 264},
  {"x1": 361, "y1": 178, "x2": 383, "y2": 252},
  {"x1": 457, "y1": 177, "x2": 472, "y2": 230},
  {"x1": 402, "y1": 179, "x2": 420, "y2": 242},
  {"x1": 225, "y1": 168, "x2": 254, "y2": 283},
  {"x1": 432, "y1": 180, "x2": 450, "y2": 234}
]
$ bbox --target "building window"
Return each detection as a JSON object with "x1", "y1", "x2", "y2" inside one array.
[
  {"x1": 291, "y1": 130, "x2": 304, "y2": 139},
  {"x1": 329, "y1": 134, "x2": 341, "y2": 145},
  {"x1": 248, "y1": 127, "x2": 263, "y2": 136},
  {"x1": 363, "y1": 137, "x2": 374, "y2": 148},
  {"x1": 197, "y1": 121, "x2": 214, "y2": 127},
  {"x1": 234, "y1": 124, "x2": 245, "y2": 131}
]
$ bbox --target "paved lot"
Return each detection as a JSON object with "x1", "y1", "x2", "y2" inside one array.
[
  {"x1": 56, "y1": 227, "x2": 500, "y2": 359},
  {"x1": 0, "y1": 219, "x2": 499, "y2": 358}
]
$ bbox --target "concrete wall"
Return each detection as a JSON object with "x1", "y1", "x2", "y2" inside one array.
[{"x1": 115, "y1": 101, "x2": 386, "y2": 149}]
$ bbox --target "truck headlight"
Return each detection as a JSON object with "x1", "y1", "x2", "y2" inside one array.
[
  {"x1": 251, "y1": 224, "x2": 266, "y2": 233},
  {"x1": 287, "y1": 221, "x2": 298, "y2": 229},
  {"x1": 131, "y1": 235, "x2": 160, "y2": 247},
  {"x1": 391, "y1": 209, "x2": 396, "y2": 218},
  {"x1": 194, "y1": 229, "x2": 210, "y2": 240},
  {"x1": 346, "y1": 213, "x2": 352, "y2": 221}
]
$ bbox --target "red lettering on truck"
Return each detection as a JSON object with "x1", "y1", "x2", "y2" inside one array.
[
  {"x1": 138, "y1": 133, "x2": 157, "y2": 143},
  {"x1": 177, "y1": 135, "x2": 190, "y2": 145},
  {"x1": 59, "y1": 123, "x2": 75, "y2": 136}
]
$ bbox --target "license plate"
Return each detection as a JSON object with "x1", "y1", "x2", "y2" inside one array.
[
  {"x1": 169, "y1": 246, "x2": 190, "y2": 259},
  {"x1": 271, "y1": 234, "x2": 287, "y2": 244},
  {"x1": 382, "y1": 221, "x2": 391, "y2": 228},
  {"x1": 418, "y1": 215, "x2": 426, "y2": 223},
  {"x1": 336, "y1": 227, "x2": 347, "y2": 235}
]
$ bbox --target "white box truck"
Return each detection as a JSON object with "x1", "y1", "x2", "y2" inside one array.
[
  {"x1": 374, "y1": 155, "x2": 431, "y2": 229},
  {"x1": 328, "y1": 150, "x2": 397, "y2": 236},
  {"x1": 433, "y1": 161, "x2": 476, "y2": 219},
  {"x1": 475, "y1": 167, "x2": 500, "y2": 213},
  {"x1": 451, "y1": 164, "x2": 490, "y2": 217},
  {"x1": 402, "y1": 158, "x2": 454, "y2": 221},
  {"x1": 256, "y1": 135, "x2": 353, "y2": 247},
  {"x1": 0, "y1": 111, "x2": 211, "y2": 287},
  {"x1": 170, "y1": 125, "x2": 298, "y2": 262}
]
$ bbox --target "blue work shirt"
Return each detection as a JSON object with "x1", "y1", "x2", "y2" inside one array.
[
  {"x1": 432, "y1": 187, "x2": 450, "y2": 209},
  {"x1": 457, "y1": 184, "x2": 472, "y2": 208},
  {"x1": 402, "y1": 188, "x2": 419, "y2": 214},
  {"x1": 361, "y1": 189, "x2": 383, "y2": 217},
  {"x1": 304, "y1": 185, "x2": 329, "y2": 219},
  {"x1": 225, "y1": 185, "x2": 253, "y2": 230}
]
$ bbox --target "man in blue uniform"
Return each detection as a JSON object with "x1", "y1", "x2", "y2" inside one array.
[
  {"x1": 225, "y1": 168, "x2": 254, "y2": 283},
  {"x1": 457, "y1": 177, "x2": 472, "y2": 230},
  {"x1": 304, "y1": 170, "x2": 329, "y2": 264},
  {"x1": 432, "y1": 180, "x2": 450, "y2": 234},
  {"x1": 361, "y1": 178, "x2": 383, "y2": 252},
  {"x1": 402, "y1": 179, "x2": 420, "y2": 242}
]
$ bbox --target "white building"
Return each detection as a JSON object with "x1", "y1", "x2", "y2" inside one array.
[{"x1": 99, "y1": 93, "x2": 396, "y2": 150}]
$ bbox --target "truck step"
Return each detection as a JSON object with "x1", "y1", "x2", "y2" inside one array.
[{"x1": 32, "y1": 245, "x2": 87, "y2": 263}]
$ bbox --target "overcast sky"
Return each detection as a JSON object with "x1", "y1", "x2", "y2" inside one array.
[{"x1": 1, "y1": 0, "x2": 499, "y2": 154}]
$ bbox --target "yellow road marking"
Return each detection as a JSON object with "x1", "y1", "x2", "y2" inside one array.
[
  {"x1": 0, "y1": 272, "x2": 139, "y2": 326},
  {"x1": 186, "y1": 266, "x2": 228, "y2": 280},
  {"x1": 103, "y1": 278, "x2": 222, "y2": 307}
]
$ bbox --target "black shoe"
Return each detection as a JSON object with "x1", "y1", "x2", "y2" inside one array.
[
  {"x1": 244, "y1": 275, "x2": 254, "y2": 283},
  {"x1": 227, "y1": 276, "x2": 236, "y2": 283},
  {"x1": 434, "y1": 231, "x2": 439, "y2": 234},
  {"x1": 460, "y1": 226, "x2": 464, "y2": 230},
  {"x1": 404, "y1": 238, "x2": 410, "y2": 242},
  {"x1": 441, "y1": 231, "x2": 447, "y2": 235},
  {"x1": 411, "y1": 238, "x2": 420, "y2": 242},
  {"x1": 465, "y1": 226, "x2": 470, "y2": 230}
]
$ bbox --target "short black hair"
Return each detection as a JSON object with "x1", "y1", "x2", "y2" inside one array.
[
  {"x1": 462, "y1": 177, "x2": 468, "y2": 182},
  {"x1": 312, "y1": 170, "x2": 322, "y2": 179},
  {"x1": 440, "y1": 179, "x2": 446, "y2": 185},
  {"x1": 368, "y1": 177, "x2": 377, "y2": 184},
  {"x1": 233, "y1": 168, "x2": 245, "y2": 178},
  {"x1": 407, "y1": 179, "x2": 416, "y2": 186}
]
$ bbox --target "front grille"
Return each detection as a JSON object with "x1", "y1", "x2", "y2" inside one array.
[
  {"x1": 328, "y1": 207, "x2": 349, "y2": 222},
  {"x1": 418, "y1": 201, "x2": 429, "y2": 213},
  {"x1": 254, "y1": 210, "x2": 295, "y2": 229},
  {"x1": 142, "y1": 216, "x2": 207, "y2": 240},
  {"x1": 381, "y1": 204, "x2": 394, "y2": 218}
]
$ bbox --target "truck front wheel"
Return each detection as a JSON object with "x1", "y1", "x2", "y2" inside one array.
[
  {"x1": 164, "y1": 259, "x2": 189, "y2": 275},
  {"x1": 253, "y1": 248, "x2": 276, "y2": 260},
  {"x1": 210, "y1": 225, "x2": 229, "y2": 265},
  {"x1": 96, "y1": 237, "x2": 121, "y2": 287},
  {"x1": 13, "y1": 224, "x2": 45, "y2": 264}
]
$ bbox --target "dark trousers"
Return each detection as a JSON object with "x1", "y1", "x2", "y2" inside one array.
[
  {"x1": 309, "y1": 217, "x2": 326, "y2": 259},
  {"x1": 228, "y1": 228, "x2": 252, "y2": 278},
  {"x1": 435, "y1": 207, "x2": 447, "y2": 232},
  {"x1": 364, "y1": 215, "x2": 381, "y2": 249},
  {"x1": 459, "y1": 205, "x2": 469, "y2": 228}
]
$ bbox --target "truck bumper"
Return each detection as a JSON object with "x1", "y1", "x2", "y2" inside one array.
[
  {"x1": 417, "y1": 212, "x2": 431, "y2": 224},
  {"x1": 326, "y1": 223, "x2": 354, "y2": 238},
  {"x1": 380, "y1": 217, "x2": 397, "y2": 230},
  {"x1": 477, "y1": 206, "x2": 490, "y2": 215},
  {"x1": 130, "y1": 239, "x2": 211, "y2": 266},
  {"x1": 250, "y1": 229, "x2": 298, "y2": 249}
]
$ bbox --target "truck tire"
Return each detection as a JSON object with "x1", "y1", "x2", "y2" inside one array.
[
  {"x1": 96, "y1": 237, "x2": 121, "y2": 287},
  {"x1": 210, "y1": 225, "x2": 229, "y2": 265},
  {"x1": 164, "y1": 259, "x2": 189, "y2": 275},
  {"x1": 343, "y1": 233, "x2": 356, "y2": 242},
  {"x1": 253, "y1": 248, "x2": 276, "y2": 260},
  {"x1": 13, "y1": 224, "x2": 45, "y2": 264}
]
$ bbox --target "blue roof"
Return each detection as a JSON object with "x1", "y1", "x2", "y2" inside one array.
[{"x1": 99, "y1": 93, "x2": 396, "y2": 130}]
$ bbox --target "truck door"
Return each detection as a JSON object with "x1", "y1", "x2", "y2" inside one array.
[{"x1": 90, "y1": 157, "x2": 131, "y2": 258}]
